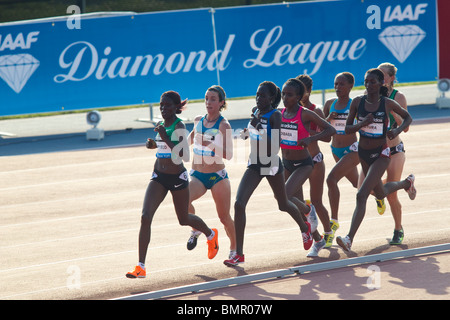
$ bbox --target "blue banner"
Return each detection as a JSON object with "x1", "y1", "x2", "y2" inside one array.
[
  {"x1": 213, "y1": 0, "x2": 437, "y2": 97},
  {"x1": 0, "y1": 0, "x2": 437, "y2": 116}
]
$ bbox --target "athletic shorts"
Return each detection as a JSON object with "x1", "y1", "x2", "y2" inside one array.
[
  {"x1": 247, "y1": 156, "x2": 283, "y2": 176},
  {"x1": 331, "y1": 141, "x2": 358, "y2": 159},
  {"x1": 190, "y1": 169, "x2": 228, "y2": 190},
  {"x1": 390, "y1": 141, "x2": 405, "y2": 156},
  {"x1": 282, "y1": 156, "x2": 314, "y2": 174},
  {"x1": 151, "y1": 168, "x2": 189, "y2": 191},
  {"x1": 312, "y1": 152, "x2": 324, "y2": 164},
  {"x1": 358, "y1": 144, "x2": 390, "y2": 166}
]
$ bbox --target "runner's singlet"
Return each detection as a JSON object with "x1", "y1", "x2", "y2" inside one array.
[
  {"x1": 192, "y1": 115, "x2": 224, "y2": 157},
  {"x1": 155, "y1": 118, "x2": 182, "y2": 158},
  {"x1": 280, "y1": 107, "x2": 309, "y2": 150},
  {"x1": 388, "y1": 89, "x2": 398, "y2": 130},
  {"x1": 357, "y1": 96, "x2": 388, "y2": 139},
  {"x1": 248, "y1": 109, "x2": 276, "y2": 140},
  {"x1": 329, "y1": 98, "x2": 353, "y2": 135}
]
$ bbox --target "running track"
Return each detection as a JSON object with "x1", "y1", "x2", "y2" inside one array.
[{"x1": 0, "y1": 119, "x2": 449, "y2": 300}]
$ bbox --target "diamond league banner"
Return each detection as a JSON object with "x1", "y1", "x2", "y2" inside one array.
[
  {"x1": 212, "y1": 0, "x2": 437, "y2": 97},
  {"x1": 0, "y1": 9, "x2": 218, "y2": 116},
  {"x1": 0, "y1": 0, "x2": 437, "y2": 116}
]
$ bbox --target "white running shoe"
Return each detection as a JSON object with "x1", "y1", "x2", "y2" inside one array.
[
  {"x1": 336, "y1": 235, "x2": 352, "y2": 252},
  {"x1": 307, "y1": 237, "x2": 326, "y2": 257},
  {"x1": 406, "y1": 174, "x2": 416, "y2": 200},
  {"x1": 306, "y1": 204, "x2": 318, "y2": 233}
]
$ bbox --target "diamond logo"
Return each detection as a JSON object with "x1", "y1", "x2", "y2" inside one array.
[
  {"x1": 0, "y1": 53, "x2": 40, "y2": 93},
  {"x1": 378, "y1": 25, "x2": 426, "y2": 63}
]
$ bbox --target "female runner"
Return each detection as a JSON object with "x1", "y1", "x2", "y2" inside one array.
[
  {"x1": 126, "y1": 91, "x2": 219, "y2": 278},
  {"x1": 224, "y1": 81, "x2": 313, "y2": 266},
  {"x1": 280, "y1": 78, "x2": 336, "y2": 257},
  {"x1": 323, "y1": 72, "x2": 359, "y2": 247},
  {"x1": 378, "y1": 62, "x2": 409, "y2": 244},
  {"x1": 186, "y1": 85, "x2": 236, "y2": 260},
  {"x1": 336, "y1": 69, "x2": 415, "y2": 251},
  {"x1": 296, "y1": 74, "x2": 333, "y2": 243}
]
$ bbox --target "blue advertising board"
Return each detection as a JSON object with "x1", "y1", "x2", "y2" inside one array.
[
  {"x1": 213, "y1": 0, "x2": 437, "y2": 97},
  {"x1": 0, "y1": 0, "x2": 437, "y2": 116}
]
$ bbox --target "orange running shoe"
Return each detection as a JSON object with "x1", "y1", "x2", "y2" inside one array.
[
  {"x1": 207, "y1": 228, "x2": 219, "y2": 259},
  {"x1": 126, "y1": 265, "x2": 146, "y2": 279}
]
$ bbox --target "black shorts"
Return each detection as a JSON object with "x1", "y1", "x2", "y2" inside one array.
[
  {"x1": 151, "y1": 168, "x2": 189, "y2": 191},
  {"x1": 358, "y1": 144, "x2": 390, "y2": 166},
  {"x1": 390, "y1": 141, "x2": 405, "y2": 156},
  {"x1": 312, "y1": 152, "x2": 324, "y2": 164},
  {"x1": 282, "y1": 156, "x2": 314, "y2": 173},
  {"x1": 247, "y1": 156, "x2": 283, "y2": 176}
]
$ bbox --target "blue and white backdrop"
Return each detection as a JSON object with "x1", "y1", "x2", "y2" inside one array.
[{"x1": 0, "y1": 0, "x2": 437, "y2": 116}]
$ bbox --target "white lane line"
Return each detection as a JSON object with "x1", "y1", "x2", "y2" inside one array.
[
  {"x1": 0, "y1": 156, "x2": 149, "y2": 174},
  {"x1": 2, "y1": 234, "x2": 450, "y2": 300},
  {"x1": 1, "y1": 167, "x2": 448, "y2": 192},
  {"x1": 1, "y1": 184, "x2": 448, "y2": 229},
  {"x1": 0, "y1": 172, "x2": 146, "y2": 191},
  {"x1": 2, "y1": 206, "x2": 449, "y2": 273},
  {"x1": 1, "y1": 201, "x2": 449, "y2": 250}
]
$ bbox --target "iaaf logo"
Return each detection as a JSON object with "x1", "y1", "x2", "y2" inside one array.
[
  {"x1": 366, "y1": 3, "x2": 428, "y2": 63},
  {"x1": 0, "y1": 31, "x2": 40, "y2": 93},
  {"x1": 0, "y1": 5, "x2": 81, "y2": 94}
]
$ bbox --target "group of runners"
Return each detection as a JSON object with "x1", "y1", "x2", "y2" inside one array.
[{"x1": 126, "y1": 62, "x2": 417, "y2": 279}]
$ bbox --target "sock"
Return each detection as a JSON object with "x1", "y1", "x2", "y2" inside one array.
[
  {"x1": 207, "y1": 229, "x2": 215, "y2": 241},
  {"x1": 191, "y1": 230, "x2": 202, "y2": 237},
  {"x1": 138, "y1": 262, "x2": 145, "y2": 269}
]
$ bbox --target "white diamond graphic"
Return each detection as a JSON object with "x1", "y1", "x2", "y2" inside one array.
[
  {"x1": 0, "y1": 53, "x2": 40, "y2": 93},
  {"x1": 378, "y1": 25, "x2": 426, "y2": 63}
]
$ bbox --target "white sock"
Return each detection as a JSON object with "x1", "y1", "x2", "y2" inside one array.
[
  {"x1": 191, "y1": 230, "x2": 202, "y2": 237},
  {"x1": 138, "y1": 262, "x2": 145, "y2": 269},
  {"x1": 207, "y1": 229, "x2": 215, "y2": 241}
]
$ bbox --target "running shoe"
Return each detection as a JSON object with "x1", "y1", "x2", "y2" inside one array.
[
  {"x1": 330, "y1": 219, "x2": 339, "y2": 233},
  {"x1": 306, "y1": 204, "x2": 318, "y2": 233},
  {"x1": 207, "y1": 228, "x2": 219, "y2": 259},
  {"x1": 323, "y1": 232, "x2": 334, "y2": 248},
  {"x1": 302, "y1": 222, "x2": 313, "y2": 250},
  {"x1": 324, "y1": 219, "x2": 339, "y2": 248},
  {"x1": 389, "y1": 228, "x2": 404, "y2": 245},
  {"x1": 224, "y1": 253, "x2": 245, "y2": 266},
  {"x1": 307, "y1": 236, "x2": 326, "y2": 257},
  {"x1": 187, "y1": 230, "x2": 201, "y2": 250},
  {"x1": 126, "y1": 265, "x2": 146, "y2": 279},
  {"x1": 406, "y1": 174, "x2": 416, "y2": 200},
  {"x1": 375, "y1": 198, "x2": 386, "y2": 215},
  {"x1": 336, "y1": 235, "x2": 352, "y2": 252}
]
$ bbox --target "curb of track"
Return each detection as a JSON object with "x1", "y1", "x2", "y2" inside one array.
[{"x1": 113, "y1": 243, "x2": 450, "y2": 300}]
